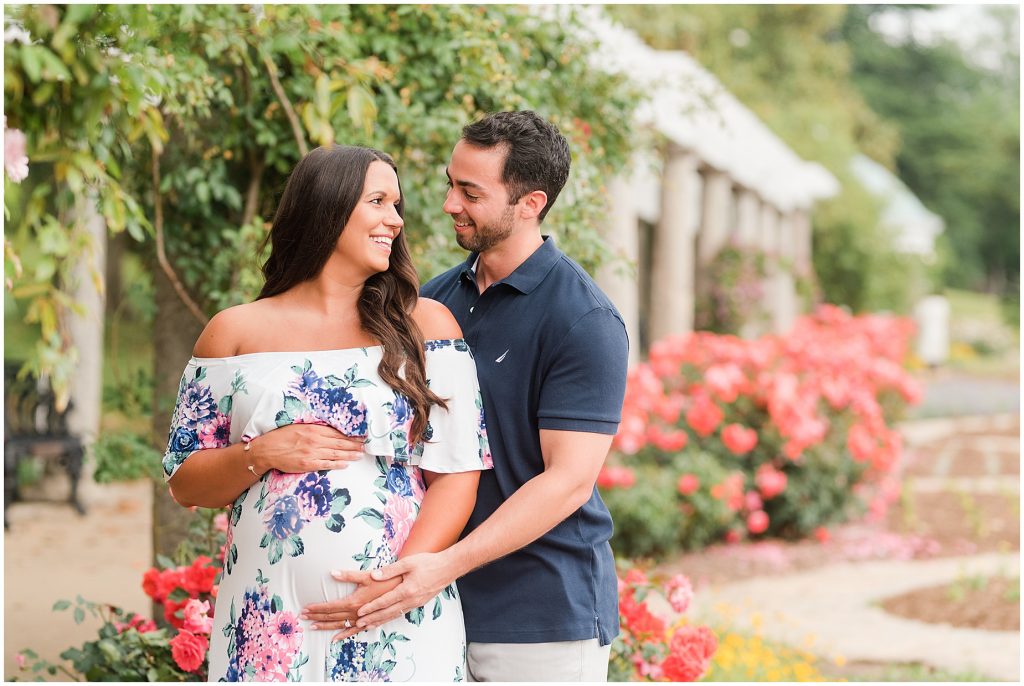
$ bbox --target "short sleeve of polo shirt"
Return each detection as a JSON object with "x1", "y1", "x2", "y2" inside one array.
[{"x1": 537, "y1": 307, "x2": 628, "y2": 434}]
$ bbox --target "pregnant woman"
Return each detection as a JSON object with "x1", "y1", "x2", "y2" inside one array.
[{"x1": 162, "y1": 145, "x2": 491, "y2": 681}]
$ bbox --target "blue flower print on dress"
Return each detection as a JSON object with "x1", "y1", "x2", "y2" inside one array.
[
  {"x1": 294, "y1": 472, "x2": 332, "y2": 518},
  {"x1": 170, "y1": 427, "x2": 199, "y2": 454},
  {"x1": 264, "y1": 495, "x2": 304, "y2": 540},
  {"x1": 163, "y1": 366, "x2": 248, "y2": 478},
  {"x1": 326, "y1": 630, "x2": 411, "y2": 681},
  {"x1": 278, "y1": 360, "x2": 372, "y2": 437},
  {"x1": 255, "y1": 469, "x2": 352, "y2": 565},
  {"x1": 221, "y1": 570, "x2": 308, "y2": 682},
  {"x1": 385, "y1": 463, "x2": 413, "y2": 498}
]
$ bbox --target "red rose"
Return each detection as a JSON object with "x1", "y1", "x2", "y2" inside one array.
[
  {"x1": 170, "y1": 629, "x2": 209, "y2": 673},
  {"x1": 685, "y1": 394, "x2": 724, "y2": 438},
  {"x1": 677, "y1": 473, "x2": 700, "y2": 496},
  {"x1": 747, "y1": 510, "x2": 769, "y2": 535},
  {"x1": 661, "y1": 625, "x2": 718, "y2": 681},
  {"x1": 721, "y1": 424, "x2": 758, "y2": 456},
  {"x1": 142, "y1": 568, "x2": 162, "y2": 600},
  {"x1": 183, "y1": 557, "x2": 219, "y2": 596},
  {"x1": 164, "y1": 598, "x2": 188, "y2": 629}
]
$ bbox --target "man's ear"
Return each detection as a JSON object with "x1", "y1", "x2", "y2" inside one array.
[{"x1": 518, "y1": 190, "x2": 549, "y2": 221}]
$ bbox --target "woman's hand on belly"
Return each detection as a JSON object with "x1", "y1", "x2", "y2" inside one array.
[
  {"x1": 300, "y1": 572, "x2": 402, "y2": 641},
  {"x1": 249, "y1": 423, "x2": 365, "y2": 475}
]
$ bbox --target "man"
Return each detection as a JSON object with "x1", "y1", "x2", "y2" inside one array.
[{"x1": 351, "y1": 111, "x2": 628, "y2": 681}]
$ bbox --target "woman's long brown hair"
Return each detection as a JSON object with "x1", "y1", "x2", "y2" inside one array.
[{"x1": 258, "y1": 145, "x2": 445, "y2": 444}]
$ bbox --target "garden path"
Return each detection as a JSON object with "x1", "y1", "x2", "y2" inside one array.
[
  {"x1": 3, "y1": 481, "x2": 152, "y2": 680},
  {"x1": 686, "y1": 412, "x2": 1020, "y2": 681}
]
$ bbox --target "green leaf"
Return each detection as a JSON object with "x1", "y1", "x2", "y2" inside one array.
[
  {"x1": 52, "y1": 599, "x2": 71, "y2": 611},
  {"x1": 355, "y1": 507, "x2": 385, "y2": 529},
  {"x1": 347, "y1": 84, "x2": 378, "y2": 137},
  {"x1": 156, "y1": 554, "x2": 176, "y2": 570},
  {"x1": 432, "y1": 598, "x2": 442, "y2": 620},
  {"x1": 404, "y1": 606, "x2": 424, "y2": 626},
  {"x1": 73, "y1": 607, "x2": 85, "y2": 624}
]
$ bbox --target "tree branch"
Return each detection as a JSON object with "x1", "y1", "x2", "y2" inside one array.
[
  {"x1": 241, "y1": 150, "x2": 266, "y2": 227},
  {"x1": 262, "y1": 52, "x2": 308, "y2": 157},
  {"x1": 151, "y1": 151, "x2": 209, "y2": 326}
]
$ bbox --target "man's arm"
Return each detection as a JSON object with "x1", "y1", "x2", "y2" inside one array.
[{"x1": 341, "y1": 429, "x2": 612, "y2": 632}]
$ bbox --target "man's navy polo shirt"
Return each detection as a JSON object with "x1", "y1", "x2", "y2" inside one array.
[{"x1": 421, "y1": 236, "x2": 629, "y2": 645}]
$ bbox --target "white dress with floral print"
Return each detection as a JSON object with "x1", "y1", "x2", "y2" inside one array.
[{"x1": 162, "y1": 339, "x2": 492, "y2": 682}]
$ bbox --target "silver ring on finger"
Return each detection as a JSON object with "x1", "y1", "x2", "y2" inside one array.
[{"x1": 344, "y1": 619, "x2": 352, "y2": 629}]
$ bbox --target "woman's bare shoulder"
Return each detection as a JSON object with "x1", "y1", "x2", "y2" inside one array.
[
  {"x1": 412, "y1": 298, "x2": 463, "y2": 341},
  {"x1": 192, "y1": 301, "x2": 270, "y2": 357}
]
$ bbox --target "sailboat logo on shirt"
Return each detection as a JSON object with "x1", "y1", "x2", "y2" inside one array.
[{"x1": 495, "y1": 349, "x2": 510, "y2": 363}]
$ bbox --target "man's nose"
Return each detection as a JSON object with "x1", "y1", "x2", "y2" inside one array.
[{"x1": 443, "y1": 188, "x2": 460, "y2": 215}]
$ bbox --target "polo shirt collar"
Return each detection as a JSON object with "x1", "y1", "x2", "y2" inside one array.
[{"x1": 459, "y1": 236, "x2": 562, "y2": 295}]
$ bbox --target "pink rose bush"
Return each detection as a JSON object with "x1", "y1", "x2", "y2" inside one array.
[
  {"x1": 611, "y1": 569, "x2": 718, "y2": 682},
  {"x1": 599, "y1": 306, "x2": 921, "y2": 557}
]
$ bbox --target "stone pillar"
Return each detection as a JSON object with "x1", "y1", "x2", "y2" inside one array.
[
  {"x1": 65, "y1": 196, "x2": 106, "y2": 506},
  {"x1": 773, "y1": 211, "x2": 798, "y2": 333},
  {"x1": 649, "y1": 145, "x2": 700, "y2": 341},
  {"x1": 597, "y1": 175, "x2": 641, "y2": 364},
  {"x1": 696, "y1": 169, "x2": 733, "y2": 267},
  {"x1": 791, "y1": 208, "x2": 812, "y2": 272},
  {"x1": 735, "y1": 187, "x2": 760, "y2": 247}
]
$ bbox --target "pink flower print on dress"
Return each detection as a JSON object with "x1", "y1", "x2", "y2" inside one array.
[
  {"x1": 268, "y1": 611, "x2": 304, "y2": 654},
  {"x1": 382, "y1": 492, "x2": 416, "y2": 558},
  {"x1": 266, "y1": 471, "x2": 303, "y2": 500},
  {"x1": 198, "y1": 413, "x2": 231, "y2": 449}
]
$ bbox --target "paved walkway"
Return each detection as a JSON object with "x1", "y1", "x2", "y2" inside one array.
[
  {"x1": 689, "y1": 412, "x2": 1021, "y2": 681},
  {"x1": 692, "y1": 552, "x2": 1020, "y2": 680}
]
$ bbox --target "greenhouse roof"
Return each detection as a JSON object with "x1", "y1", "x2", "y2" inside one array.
[
  {"x1": 850, "y1": 154, "x2": 944, "y2": 256},
  {"x1": 566, "y1": 6, "x2": 841, "y2": 212}
]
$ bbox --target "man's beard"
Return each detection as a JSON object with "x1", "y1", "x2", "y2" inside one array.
[{"x1": 454, "y1": 206, "x2": 515, "y2": 253}]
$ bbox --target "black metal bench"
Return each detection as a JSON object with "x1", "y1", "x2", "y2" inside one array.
[{"x1": 4, "y1": 362, "x2": 87, "y2": 528}]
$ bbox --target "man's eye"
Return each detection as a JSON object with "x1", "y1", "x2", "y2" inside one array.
[{"x1": 466, "y1": 194, "x2": 478, "y2": 202}]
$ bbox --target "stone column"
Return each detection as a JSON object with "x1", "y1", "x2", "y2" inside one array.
[
  {"x1": 791, "y1": 208, "x2": 812, "y2": 273},
  {"x1": 773, "y1": 211, "x2": 798, "y2": 333},
  {"x1": 65, "y1": 196, "x2": 106, "y2": 506},
  {"x1": 596, "y1": 175, "x2": 641, "y2": 364},
  {"x1": 696, "y1": 168, "x2": 732, "y2": 267},
  {"x1": 649, "y1": 145, "x2": 700, "y2": 341},
  {"x1": 734, "y1": 187, "x2": 760, "y2": 248}
]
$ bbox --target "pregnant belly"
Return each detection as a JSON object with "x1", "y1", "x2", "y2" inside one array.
[{"x1": 224, "y1": 457, "x2": 422, "y2": 607}]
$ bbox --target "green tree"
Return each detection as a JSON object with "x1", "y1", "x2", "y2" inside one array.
[
  {"x1": 5, "y1": 4, "x2": 642, "y2": 559},
  {"x1": 841, "y1": 5, "x2": 1020, "y2": 296}
]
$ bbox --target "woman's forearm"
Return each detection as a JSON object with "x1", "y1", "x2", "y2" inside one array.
[
  {"x1": 399, "y1": 470, "x2": 479, "y2": 558},
  {"x1": 167, "y1": 442, "x2": 267, "y2": 509}
]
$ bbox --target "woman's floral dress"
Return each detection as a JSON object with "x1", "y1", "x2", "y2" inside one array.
[{"x1": 162, "y1": 340, "x2": 492, "y2": 682}]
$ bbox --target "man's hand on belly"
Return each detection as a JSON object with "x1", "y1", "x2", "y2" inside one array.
[{"x1": 300, "y1": 572, "x2": 401, "y2": 642}]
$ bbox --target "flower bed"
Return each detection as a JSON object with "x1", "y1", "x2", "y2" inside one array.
[{"x1": 601, "y1": 306, "x2": 921, "y2": 558}]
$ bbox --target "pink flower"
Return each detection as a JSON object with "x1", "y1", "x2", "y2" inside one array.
[
  {"x1": 721, "y1": 423, "x2": 758, "y2": 455},
  {"x1": 747, "y1": 510, "x2": 769, "y2": 535},
  {"x1": 724, "y1": 529, "x2": 742, "y2": 544},
  {"x1": 813, "y1": 526, "x2": 830, "y2": 543},
  {"x1": 704, "y1": 363, "x2": 745, "y2": 403},
  {"x1": 15, "y1": 653, "x2": 26, "y2": 669},
  {"x1": 744, "y1": 490, "x2": 763, "y2": 512},
  {"x1": 266, "y1": 471, "x2": 303, "y2": 499},
  {"x1": 623, "y1": 568, "x2": 649, "y2": 587},
  {"x1": 182, "y1": 598, "x2": 213, "y2": 635},
  {"x1": 170, "y1": 630, "x2": 208, "y2": 673},
  {"x1": 198, "y1": 413, "x2": 230, "y2": 448},
  {"x1": 755, "y1": 463, "x2": 788, "y2": 500},
  {"x1": 677, "y1": 473, "x2": 700, "y2": 496},
  {"x1": 661, "y1": 625, "x2": 718, "y2": 681},
  {"x1": 213, "y1": 512, "x2": 229, "y2": 532},
  {"x1": 847, "y1": 423, "x2": 876, "y2": 463},
  {"x1": 664, "y1": 574, "x2": 694, "y2": 614},
  {"x1": 268, "y1": 611, "x2": 304, "y2": 654},
  {"x1": 686, "y1": 394, "x2": 724, "y2": 437},
  {"x1": 383, "y1": 492, "x2": 416, "y2": 557},
  {"x1": 597, "y1": 465, "x2": 636, "y2": 490},
  {"x1": 4, "y1": 123, "x2": 29, "y2": 183}
]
